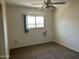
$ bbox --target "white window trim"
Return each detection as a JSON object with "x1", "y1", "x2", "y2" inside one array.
[{"x1": 25, "y1": 15, "x2": 45, "y2": 29}]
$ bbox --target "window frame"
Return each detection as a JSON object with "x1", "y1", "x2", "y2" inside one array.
[{"x1": 24, "y1": 15, "x2": 45, "y2": 32}]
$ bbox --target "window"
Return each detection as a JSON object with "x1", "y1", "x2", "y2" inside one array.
[{"x1": 24, "y1": 15, "x2": 45, "y2": 29}]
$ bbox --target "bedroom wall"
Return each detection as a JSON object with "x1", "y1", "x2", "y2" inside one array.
[
  {"x1": 54, "y1": 0, "x2": 79, "y2": 52},
  {"x1": 7, "y1": 5, "x2": 55, "y2": 49}
]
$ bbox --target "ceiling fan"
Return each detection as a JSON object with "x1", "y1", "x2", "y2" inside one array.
[{"x1": 31, "y1": 0, "x2": 66, "y2": 9}]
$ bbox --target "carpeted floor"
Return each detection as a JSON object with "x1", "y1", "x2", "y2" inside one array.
[{"x1": 10, "y1": 42, "x2": 79, "y2": 59}]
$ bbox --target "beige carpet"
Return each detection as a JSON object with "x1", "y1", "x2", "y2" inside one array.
[{"x1": 10, "y1": 42, "x2": 79, "y2": 59}]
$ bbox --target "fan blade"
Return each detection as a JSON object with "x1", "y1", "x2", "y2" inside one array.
[
  {"x1": 41, "y1": 5, "x2": 45, "y2": 10},
  {"x1": 50, "y1": 2, "x2": 66, "y2": 4},
  {"x1": 47, "y1": 0, "x2": 51, "y2": 3},
  {"x1": 31, "y1": 3, "x2": 44, "y2": 5},
  {"x1": 51, "y1": 5, "x2": 56, "y2": 8}
]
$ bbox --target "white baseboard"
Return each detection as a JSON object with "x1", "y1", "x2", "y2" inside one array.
[
  {"x1": 10, "y1": 40, "x2": 53, "y2": 49},
  {"x1": 53, "y1": 40, "x2": 79, "y2": 53}
]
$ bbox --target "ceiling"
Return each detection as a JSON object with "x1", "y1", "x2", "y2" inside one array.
[{"x1": 6, "y1": 0, "x2": 70, "y2": 8}]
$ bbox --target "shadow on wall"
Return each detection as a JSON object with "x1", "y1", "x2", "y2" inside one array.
[{"x1": 54, "y1": 1, "x2": 79, "y2": 52}]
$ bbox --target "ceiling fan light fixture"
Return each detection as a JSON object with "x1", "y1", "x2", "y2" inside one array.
[
  {"x1": 42, "y1": 5, "x2": 56, "y2": 11},
  {"x1": 31, "y1": 0, "x2": 65, "y2": 11}
]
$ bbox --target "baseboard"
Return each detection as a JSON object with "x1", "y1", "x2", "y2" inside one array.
[
  {"x1": 10, "y1": 41, "x2": 53, "y2": 50},
  {"x1": 10, "y1": 40, "x2": 79, "y2": 53},
  {"x1": 53, "y1": 41, "x2": 79, "y2": 53}
]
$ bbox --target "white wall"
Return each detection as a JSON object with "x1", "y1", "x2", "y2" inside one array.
[
  {"x1": 7, "y1": 0, "x2": 79, "y2": 53},
  {"x1": 7, "y1": 5, "x2": 55, "y2": 49},
  {"x1": 54, "y1": 0, "x2": 79, "y2": 52}
]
